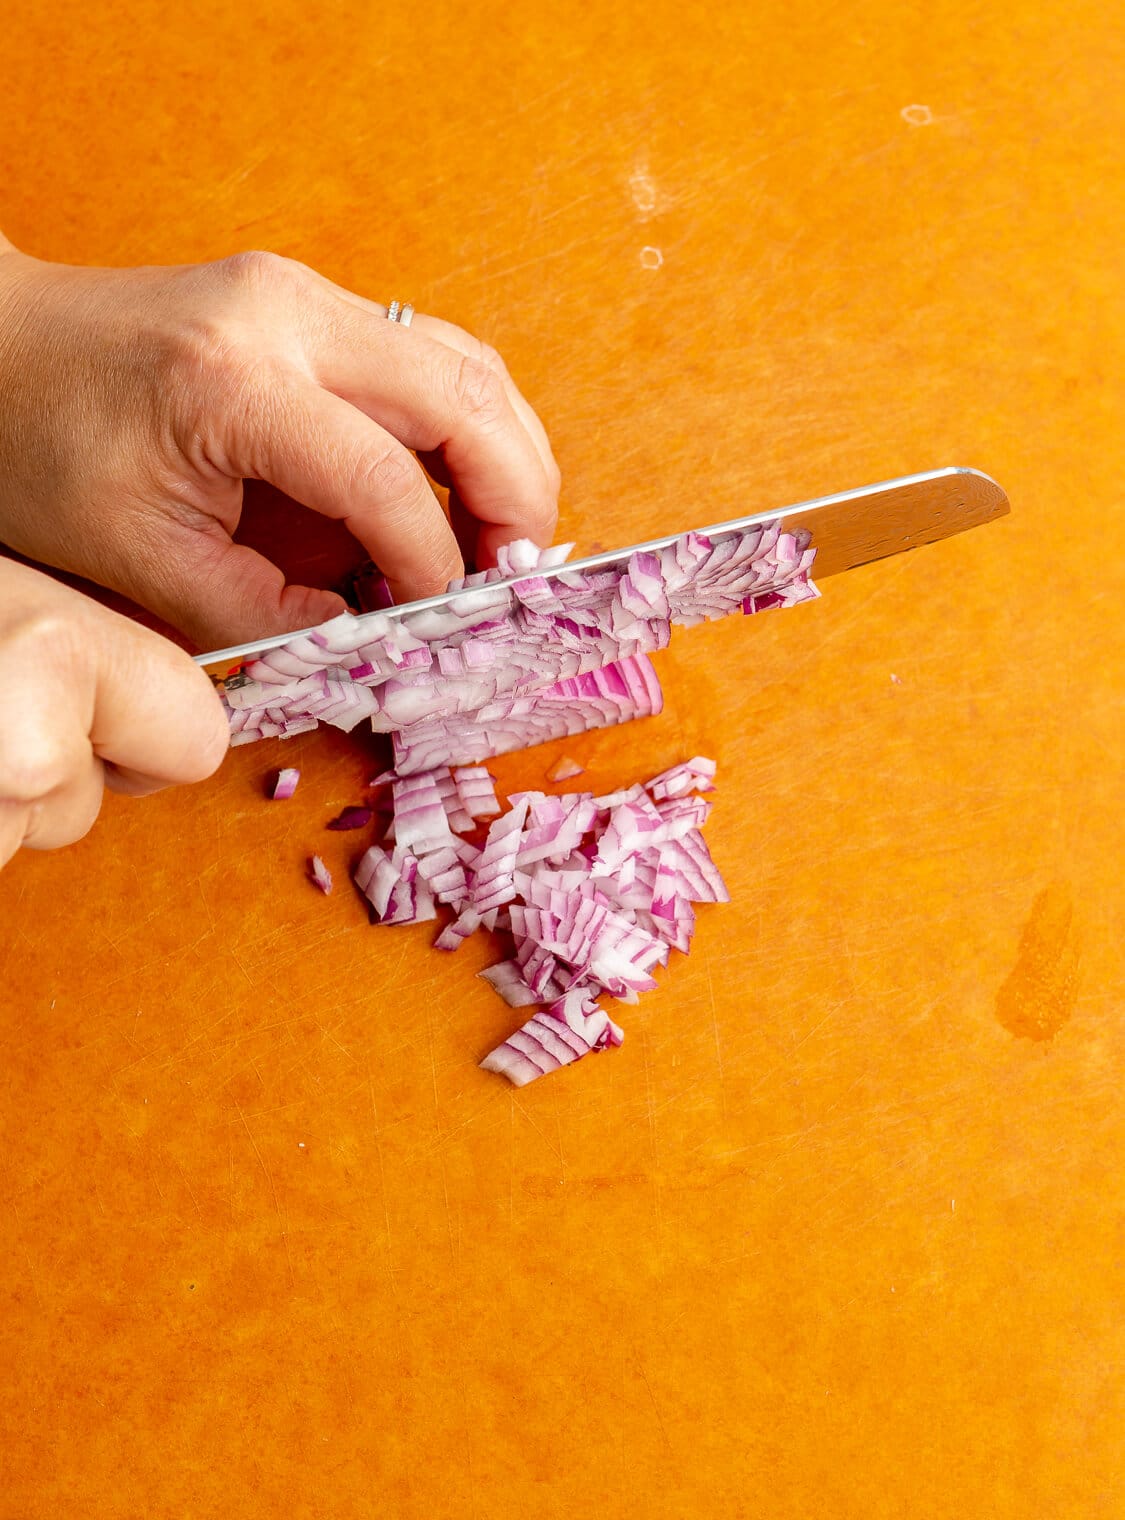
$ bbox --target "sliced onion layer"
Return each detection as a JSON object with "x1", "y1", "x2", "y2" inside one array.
[{"x1": 221, "y1": 529, "x2": 817, "y2": 765}]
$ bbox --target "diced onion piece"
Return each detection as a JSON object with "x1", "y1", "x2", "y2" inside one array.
[
  {"x1": 308, "y1": 855, "x2": 333, "y2": 894},
  {"x1": 644, "y1": 756, "x2": 716, "y2": 800},
  {"x1": 391, "y1": 773, "x2": 456, "y2": 856},
  {"x1": 480, "y1": 988, "x2": 624, "y2": 1087},
  {"x1": 272, "y1": 768, "x2": 300, "y2": 800},
  {"x1": 478, "y1": 960, "x2": 541, "y2": 1007},
  {"x1": 471, "y1": 798, "x2": 531, "y2": 915},
  {"x1": 454, "y1": 764, "x2": 502, "y2": 820},
  {"x1": 434, "y1": 907, "x2": 481, "y2": 950},
  {"x1": 354, "y1": 845, "x2": 437, "y2": 924}
]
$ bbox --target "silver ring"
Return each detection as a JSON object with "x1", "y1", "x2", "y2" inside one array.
[{"x1": 386, "y1": 300, "x2": 414, "y2": 327}]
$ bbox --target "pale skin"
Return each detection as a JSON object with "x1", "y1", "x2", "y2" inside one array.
[{"x1": 0, "y1": 233, "x2": 560, "y2": 868}]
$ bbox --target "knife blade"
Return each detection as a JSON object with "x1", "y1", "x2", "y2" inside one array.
[{"x1": 196, "y1": 465, "x2": 1009, "y2": 685}]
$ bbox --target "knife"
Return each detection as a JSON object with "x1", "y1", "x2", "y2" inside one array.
[{"x1": 196, "y1": 466, "x2": 1009, "y2": 687}]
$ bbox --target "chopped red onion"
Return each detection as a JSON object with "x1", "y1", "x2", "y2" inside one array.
[
  {"x1": 390, "y1": 653, "x2": 664, "y2": 776},
  {"x1": 428, "y1": 770, "x2": 473, "y2": 834},
  {"x1": 479, "y1": 988, "x2": 625, "y2": 1087},
  {"x1": 308, "y1": 855, "x2": 333, "y2": 894},
  {"x1": 433, "y1": 907, "x2": 482, "y2": 950},
  {"x1": 271, "y1": 768, "x2": 300, "y2": 800},
  {"x1": 547, "y1": 756, "x2": 585, "y2": 782},
  {"x1": 470, "y1": 798, "x2": 531, "y2": 916},
  {"x1": 415, "y1": 845, "x2": 469, "y2": 907},
  {"x1": 478, "y1": 960, "x2": 542, "y2": 1007},
  {"x1": 342, "y1": 754, "x2": 726, "y2": 1084},
  {"x1": 326, "y1": 806, "x2": 374, "y2": 831},
  {"x1": 391, "y1": 773, "x2": 456, "y2": 856},
  {"x1": 221, "y1": 528, "x2": 817, "y2": 765},
  {"x1": 644, "y1": 756, "x2": 716, "y2": 800},
  {"x1": 355, "y1": 843, "x2": 438, "y2": 925},
  {"x1": 453, "y1": 765, "x2": 502, "y2": 821}
]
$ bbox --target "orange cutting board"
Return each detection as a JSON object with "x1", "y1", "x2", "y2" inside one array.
[{"x1": 1, "y1": 1, "x2": 1122, "y2": 1516}]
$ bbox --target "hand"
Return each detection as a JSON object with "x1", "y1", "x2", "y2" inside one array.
[
  {"x1": 0, "y1": 559, "x2": 229, "y2": 866},
  {"x1": 0, "y1": 238, "x2": 560, "y2": 649}
]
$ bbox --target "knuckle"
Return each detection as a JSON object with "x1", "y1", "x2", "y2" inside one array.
[
  {"x1": 354, "y1": 442, "x2": 423, "y2": 509},
  {"x1": 451, "y1": 355, "x2": 509, "y2": 431},
  {"x1": 165, "y1": 324, "x2": 288, "y2": 469},
  {"x1": 1, "y1": 728, "x2": 76, "y2": 804},
  {"x1": 216, "y1": 248, "x2": 302, "y2": 294},
  {"x1": 474, "y1": 339, "x2": 510, "y2": 380},
  {"x1": 171, "y1": 313, "x2": 246, "y2": 379},
  {"x1": 194, "y1": 705, "x2": 233, "y2": 779},
  {"x1": 23, "y1": 787, "x2": 101, "y2": 851},
  {"x1": 524, "y1": 487, "x2": 560, "y2": 545},
  {"x1": 5, "y1": 608, "x2": 80, "y2": 676},
  {"x1": 535, "y1": 504, "x2": 561, "y2": 545}
]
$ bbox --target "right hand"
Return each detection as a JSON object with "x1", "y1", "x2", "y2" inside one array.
[{"x1": 0, "y1": 558, "x2": 230, "y2": 868}]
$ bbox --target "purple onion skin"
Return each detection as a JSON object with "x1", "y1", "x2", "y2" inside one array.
[{"x1": 326, "y1": 807, "x2": 374, "y2": 831}]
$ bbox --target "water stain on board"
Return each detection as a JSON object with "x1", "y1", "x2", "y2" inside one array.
[{"x1": 995, "y1": 882, "x2": 1080, "y2": 1041}]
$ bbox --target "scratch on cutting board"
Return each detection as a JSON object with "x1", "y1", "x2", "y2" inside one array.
[
  {"x1": 173, "y1": 1156, "x2": 205, "y2": 1225},
  {"x1": 511, "y1": 1094, "x2": 565, "y2": 1165},
  {"x1": 417, "y1": 1103, "x2": 501, "y2": 1160},
  {"x1": 430, "y1": 230, "x2": 607, "y2": 292},
  {"x1": 235, "y1": 1100, "x2": 295, "y2": 1286},
  {"x1": 7, "y1": 1199, "x2": 44, "y2": 1310},
  {"x1": 634, "y1": 1353, "x2": 674, "y2": 1454},
  {"x1": 368, "y1": 1075, "x2": 399, "y2": 1296},
  {"x1": 313, "y1": 1017, "x2": 356, "y2": 1064},
  {"x1": 534, "y1": 188, "x2": 600, "y2": 227},
  {"x1": 995, "y1": 881, "x2": 1080, "y2": 1041},
  {"x1": 701, "y1": 943, "x2": 727, "y2": 1121}
]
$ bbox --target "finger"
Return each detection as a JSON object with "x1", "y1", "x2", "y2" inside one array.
[
  {"x1": 291, "y1": 268, "x2": 559, "y2": 486},
  {"x1": 0, "y1": 567, "x2": 228, "y2": 865},
  {"x1": 0, "y1": 651, "x2": 95, "y2": 810},
  {"x1": 446, "y1": 490, "x2": 479, "y2": 570},
  {"x1": 0, "y1": 652, "x2": 105, "y2": 852},
  {"x1": 104, "y1": 762, "x2": 180, "y2": 798},
  {"x1": 407, "y1": 312, "x2": 561, "y2": 498},
  {"x1": 85, "y1": 607, "x2": 231, "y2": 784},
  {"x1": 123, "y1": 522, "x2": 351, "y2": 649},
  {"x1": 229, "y1": 373, "x2": 464, "y2": 602},
  {"x1": 294, "y1": 287, "x2": 559, "y2": 548},
  {"x1": 21, "y1": 752, "x2": 106, "y2": 851},
  {"x1": 444, "y1": 485, "x2": 548, "y2": 575},
  {"x1": 0, "y1": 801, "x2": 29, "y2": 868}
]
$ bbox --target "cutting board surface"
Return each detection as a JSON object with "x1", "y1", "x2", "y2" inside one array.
[{"x1": 1, "y1": 2, "x2": 1122, "y2": 1515}]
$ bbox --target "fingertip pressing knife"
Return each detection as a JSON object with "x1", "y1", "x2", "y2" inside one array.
[{"x1": 196, "y1": 466, "x2": 1009, "y2": 685}]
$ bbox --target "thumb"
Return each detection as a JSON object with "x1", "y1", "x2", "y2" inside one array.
[{"x1": 127, "y1": 530, "x2": 349, "y2": 650}]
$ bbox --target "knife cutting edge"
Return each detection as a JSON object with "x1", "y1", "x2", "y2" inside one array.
[{"x1": 196, "y1": 466, "x2": 1009, "y2": 687}]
